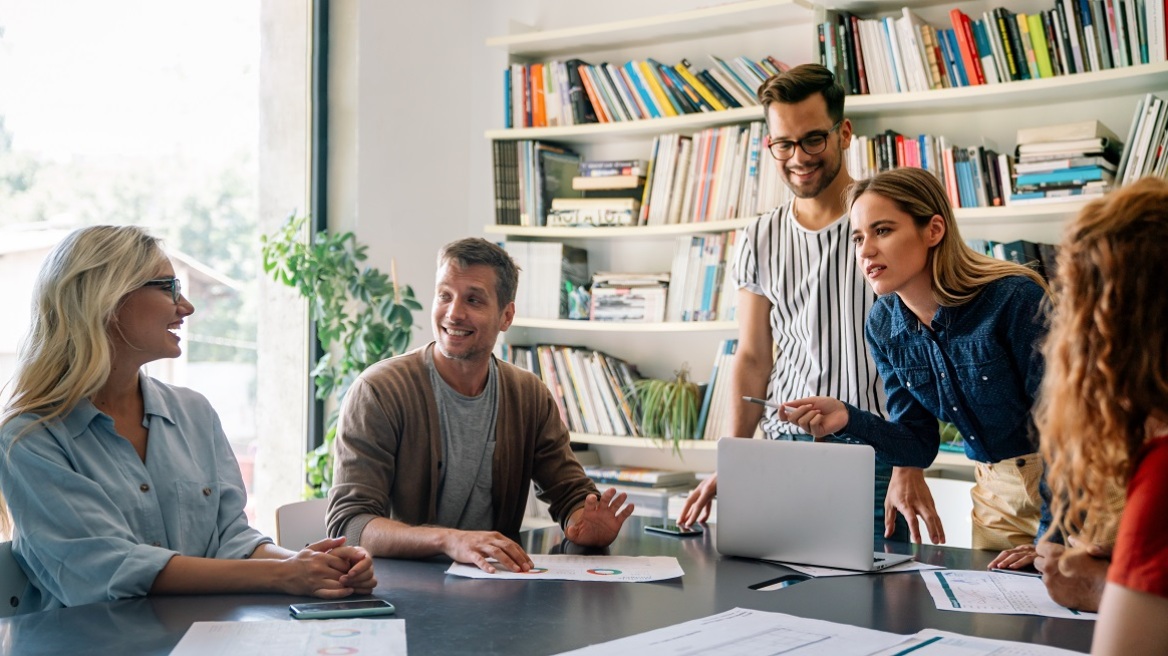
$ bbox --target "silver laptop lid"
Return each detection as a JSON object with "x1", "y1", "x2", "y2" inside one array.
[{"x1": 716, "y1": 438, "x2": 879, "y2": 571}]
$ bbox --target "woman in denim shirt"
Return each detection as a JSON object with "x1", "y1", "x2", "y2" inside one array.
[
  {"x1": 781, "y1": 167, "x2": 1050, "y2": 565},
  {"x1": 0, "y1": 226, "x2": 375, "y2": 611}
]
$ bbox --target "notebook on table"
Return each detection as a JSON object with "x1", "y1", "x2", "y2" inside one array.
[{"x1": 715, "y1": 438, "x2": 914, "y2": 572}]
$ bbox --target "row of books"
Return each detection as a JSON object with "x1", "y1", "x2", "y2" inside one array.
[
  {"x1": 968, "y1": 238, "x2": 1059, "y2": 281},
  {"x1": 502, "y1": 56, "x2": 789, "y2": 129},
  {"x1": 1116, "y1": 92, "x2": 1168, "y2": 185},
  {"x1": 492, "y1": 140, "x2": 583, "y2": 226},
  {"x1": 697, "y1": 339, "x2": 739, "y2": 441},
  {"x1": 844, "y1": 132, "x2": 1014, "y2": 208},
  {"x1": 818, "y1": 1, "x2": 1166, "y2": 96},
  {"x1": 640, "y1": 122, "x2": 794, "y2": 226},
  {"x1": 497, "y1": 344, "x2": 642, "y2": 437},
  {"x1": 665, "y1": 231, "x2": 740, "y2": 323},
  {"x1": 502, "y1": 241, "x2": 589, "y2": 319}
]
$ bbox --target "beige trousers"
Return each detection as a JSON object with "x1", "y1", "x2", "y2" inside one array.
[{"x1": 970, "y1": 452, "x2": 1044, "y2": 551}]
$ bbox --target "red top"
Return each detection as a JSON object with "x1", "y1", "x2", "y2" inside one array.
[{"x1": 1108, "y1": 435, "x2": 1168, "y2": 598}]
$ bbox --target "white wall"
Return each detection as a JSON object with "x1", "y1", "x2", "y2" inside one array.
[{"x1": 336, "y1": 0, "x2": 479, "y2": 346}]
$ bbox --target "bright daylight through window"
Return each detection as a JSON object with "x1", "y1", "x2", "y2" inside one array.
[{"x1": 0, "y1": 1, "x2": 265, "y2": 521}]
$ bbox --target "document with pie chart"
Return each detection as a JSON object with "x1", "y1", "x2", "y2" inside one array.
[
  {"x1": 445, "y1": 554, "x2": 684, "y2": 582},
  {"x1": 170, "y1": 618, "x2": 406, "y2": 655}
]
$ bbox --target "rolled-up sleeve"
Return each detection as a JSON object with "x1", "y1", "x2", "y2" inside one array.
[
  {"x1": 327, "y1": 378, "x2": 399, "y2": 546},
  {"x1": 208, "y1": 411, "x2": 270, "y2": 559}
]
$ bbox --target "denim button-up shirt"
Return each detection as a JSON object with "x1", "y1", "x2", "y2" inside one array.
[
  {"x1": 844, "y1": 275, "x2": 1048, "y2": 468},
  {"x1": 0, "y1": 376, "x2": 269, "y2": 611}
]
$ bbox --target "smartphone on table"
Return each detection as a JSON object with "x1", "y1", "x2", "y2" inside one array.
[
  {"x1": 289, "y1": 599, "x2": 397, "y2": 620},
  {"x1": 645, "y1": 522, "x2": 704, "y2": 537}
]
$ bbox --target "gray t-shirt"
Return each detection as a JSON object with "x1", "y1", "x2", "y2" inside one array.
[{"x1": 429, "y1": 354, "x2": 498, "y2": 531}]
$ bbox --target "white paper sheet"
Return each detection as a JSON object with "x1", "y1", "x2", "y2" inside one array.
[
  {"x1": 169, "y1": 619, "x2": 407, "y2": 655},
  {"x1": 445, "y1": 554, "x2": 683, "y2": 582},
  {"x1": 870, "y1": 628, "x2": 1087, "y2": 655},
  {"x1": 777, "y1": 561, "x2": 943, "y2": 578},
  {"x1": 555, "y1": 607, "x2": 912, "y2": 656},
  {"x1": 921, "y1": 570, "x2": 1098, "y2": 620}
]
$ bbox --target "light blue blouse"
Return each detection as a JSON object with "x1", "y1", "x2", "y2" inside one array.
[{"x1": 0, "y1": 376, "x2": 270, "y2": 611}]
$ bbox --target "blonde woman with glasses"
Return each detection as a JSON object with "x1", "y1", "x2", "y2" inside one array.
[{"x1": 0, "y1": 225, "x2": 375, "y2": 612}]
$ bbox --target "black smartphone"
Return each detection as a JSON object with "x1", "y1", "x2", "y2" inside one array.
[
  {"x1": 645, "y1": 522, "x2": 703, "y2": 537},
  {"x1": 289, "y1": 599, "x2": 397, "y2": 620}
]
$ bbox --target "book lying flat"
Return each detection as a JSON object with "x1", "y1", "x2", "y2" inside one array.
[
  {"x1": 583, "y1": 465, "x2": 696, "y2": 488},
  {"x1": 1015, "y1": 119, "x2": 1121, "y2": 145}
]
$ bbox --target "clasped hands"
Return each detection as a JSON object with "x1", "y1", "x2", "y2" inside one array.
[
  {"x1": 288, "y1": 536, "x2": 377, "y2": 598},
  {"x1": 446, "y1": 488, "x2": 634, "y2": 574}
]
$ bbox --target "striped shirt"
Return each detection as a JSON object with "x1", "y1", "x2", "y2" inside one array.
[{"x1": 735, "y1": 201, "x2": 888, "y2": 437}]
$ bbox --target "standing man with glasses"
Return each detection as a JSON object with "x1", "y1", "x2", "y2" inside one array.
[{"x1": 678, "y1": 64, "x2": 943, "y2": 545}]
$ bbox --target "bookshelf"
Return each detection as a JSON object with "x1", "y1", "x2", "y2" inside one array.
[{"x1": 484, "y1": 0, "x2": 1168, "y2": 477}]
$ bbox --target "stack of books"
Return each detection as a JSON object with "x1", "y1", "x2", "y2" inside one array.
[
  {"x1": 547, "y1": 159, "x2": 646, "y2": 227},
  {"x1": 582, "y1": 465, "x2": 697, "y2": 488},
  {"x1": 1116, "y1": 93, "x2": 1168, "y2": 185},
  {"x1": 1009, "y1": 120, "x2": 1122, "y2": 205},
  {"x1": 589, "y1": 272, "x2": 669, "y2": 323}
]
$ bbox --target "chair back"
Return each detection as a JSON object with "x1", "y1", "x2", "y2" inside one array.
[
  {"x1": 0, "y1": 541, "x2": 29, "y2": 617},
  {"x1": 275, "y1": 498, "x2": 329, "y2": 550}
]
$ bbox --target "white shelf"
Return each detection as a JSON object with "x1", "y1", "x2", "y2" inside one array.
[
  {"x1": 485, "y1": 63, "x2": 1168, "y2": 143},
  {"x1": 486, "y1": 217, "x2": 755, "y2": 239},
  {"x1": 954, "y1": 201, "x2": 1089, "y2": 224},
  {"x1": 486, "y1": 0, "x2": 812, "y2": 58},
  {"x1": 512, "y1": 318, "x2": 737, "y2": 332},
  {"x1": 570, "y1": 433, "x2": 718, "y2": 450}
]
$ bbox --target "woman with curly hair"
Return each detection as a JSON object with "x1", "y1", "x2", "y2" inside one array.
[
  {"x1": 0, "y1": 225, "x2": 375, "y2": 612},
  {"x1": 1038, "y1": 177, "x2": 1168, "y2": 654}
]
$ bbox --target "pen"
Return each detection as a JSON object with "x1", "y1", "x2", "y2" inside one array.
[
  {"x1": 990, "y1": 567, "x2": 1043, "y2": 578},
  {"x1": 742, "y1": 396, "x2": 797, "y2": 413}
]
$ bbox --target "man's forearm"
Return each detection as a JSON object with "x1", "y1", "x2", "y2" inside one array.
[
  {"x1": 727, "y1": 350, "x2": 771, "y2": 438},
  {"x1": 356, "y1": 516, "x2": 456, "y2": 559}
]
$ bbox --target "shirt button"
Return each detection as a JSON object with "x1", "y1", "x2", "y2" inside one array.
[
  {"x1": 139, "y1": 483, "x2": 150, "y2": 493},
  {"x1": 940, "y1": 372, "x2": 945, "y2": 378},
  {"x1": 150, "y1": 541, "x2": 161, "y2": 547},
  {"x1": 969, "y1": 435, "x2": 976, "y2": 441},
  {"x1": 202, "y1": 487, "x2": 212, "y2": 496},
  {"x1": 906, "y1": 382, "x2": 912, "y2": 388},
  {"x1": 982, "y1": 375, "x2": 988, "y2": 381},
  {"x1": 951, "y1": 407, "x2": 958, "y2": 412}
]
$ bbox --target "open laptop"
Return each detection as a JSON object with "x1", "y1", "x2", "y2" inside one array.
[{"x1": 716, "y1": 438, "x2": 914, "y2": 572}]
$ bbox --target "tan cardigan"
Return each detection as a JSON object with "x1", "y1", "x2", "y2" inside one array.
[{"x1": 326, "y1": 344, "x2": 597, "y2": 545}]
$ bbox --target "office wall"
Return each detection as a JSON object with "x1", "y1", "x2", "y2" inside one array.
[{"x1": 335, "y1": 0, "x2": 727, "y2": 342}]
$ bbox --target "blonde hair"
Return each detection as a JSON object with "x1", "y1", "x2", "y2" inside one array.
[
  {"x1": 1038, "y1": 177, "x2": 1168, "y2": 544},
  {"x1": 847, "y1": 168, "x2": 1048, "y2": 306},
  {"x1": 0, "y1": 226, "x2": 166, "y2": 535}
]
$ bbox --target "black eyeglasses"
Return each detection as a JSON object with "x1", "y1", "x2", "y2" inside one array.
[
  {"x1": 767, "y1": 120, "x2": 843, "y2": 160},
  {"x1": 143, "y1": 277, "x2": 182, "y2": 303}
]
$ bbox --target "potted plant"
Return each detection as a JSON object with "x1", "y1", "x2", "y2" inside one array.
[
  {"x1": 261, "y1": 214, "x2": 422, "y2": 498},
  {"x1": 631, "y1": 364, "x2": 700, "y2": 457}
]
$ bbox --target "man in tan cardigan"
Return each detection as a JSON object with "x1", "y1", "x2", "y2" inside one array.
[{"x1": 327, "y1": 238, "x2": 633, "y2": 573}]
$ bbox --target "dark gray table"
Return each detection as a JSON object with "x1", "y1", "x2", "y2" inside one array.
[{"x1": 0, "y1": 516, "x2": 1093, "y2": 655}]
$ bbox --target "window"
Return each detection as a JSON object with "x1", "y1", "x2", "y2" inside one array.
[{"x1": 0, "y1": 1, "x2": 294, "y2": 528}]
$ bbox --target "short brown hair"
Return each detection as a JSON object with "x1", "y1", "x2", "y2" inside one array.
[
  {"x1": 437, "y1": 238, "x2": 520, "y2": 306},
  {"x1": 757, "y1": 63, "x2": 845, "y2": 123}
]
